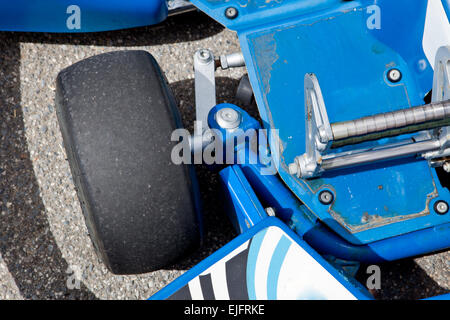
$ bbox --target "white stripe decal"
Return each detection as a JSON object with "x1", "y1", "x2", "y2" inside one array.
[
  {"x1": 197, "y1": 241, "x2": 249, "y2": 300},
  {"x1": 253, "y1": 227, "x2": 282, "y2": 300},
  {"x1": 209, "y1": 261, "x2": 230, "y2": 300},
  {"x1": 188, "y1": 277, "x2": 204, "y2": 300},
  {"x1": 423, "y1": 0, "x2": 450, "y2": 69}
]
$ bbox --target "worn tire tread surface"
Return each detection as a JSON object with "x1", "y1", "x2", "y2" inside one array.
[{"x1": 55, "y1": 50, "x2": 200, "y2": 275}]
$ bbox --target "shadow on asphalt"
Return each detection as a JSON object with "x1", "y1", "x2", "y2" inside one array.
[
  {"x1": 3, "y1": 11, "x2": 223, "y2": 47},
  {"x1": 358, "y1": 256, "x2": 450, "y2": 300},
  {"x1": 0, "y1": 34, "x2": 97, "y2": 300},
  {"x1": 0, "y1": 12, "x2": 225, "y2": 299},
  {"x1": 0, "y1": 11, "x2": 448, "y2": 300}
]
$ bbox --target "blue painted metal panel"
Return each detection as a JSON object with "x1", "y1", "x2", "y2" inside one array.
[
  {"x1": 368, "y1": 0, "x2": 432, "y2": 97},
  {"x1": 0, "y1": 0, "x2": 167, "y2": 32},
  {"x1": 191, "y1": 0, "x2": 345, "y2": 31},
  {"x1": 208, "y1": 103, "x2": 450, "y2": 262},
  {"x1": 195, "y1": 0, "x2": 450, "y2": 245},
  {"x1": 235, "y1": 148, "x2": 450, "y2": 262}
]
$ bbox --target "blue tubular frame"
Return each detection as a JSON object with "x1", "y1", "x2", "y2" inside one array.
[
  {"x1": 238, "y1": 158, "x2": 450, "y2": 263},
  {"x1": 211, "y1": 104, "x2": 450, "y2": 263},
  {"x1": 193, "y1": 0, "x2": 450, "y2": 260},
  {"x1": 303, "y1": 222, "x2": 450, "y2": 263},
  {"x1": 219, "y1": 165, "x2": 268, "y2": 233}
]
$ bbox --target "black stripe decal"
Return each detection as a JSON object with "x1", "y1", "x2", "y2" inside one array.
[
  {"x1": 199, "y1": 273, "x2": 216, "y2": 300},
  {"x1": 225, "y1": 247, "x2": 250, "y2": 300},
  {"x1": 167, "y1": 284, "x2": 192, "y2": 300}
]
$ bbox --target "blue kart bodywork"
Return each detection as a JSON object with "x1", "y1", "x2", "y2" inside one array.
[
  {"x1": 0, "y1": 0, "x2": 167, "y2": 32},
  {"x1": 2, "y1": 0, "x2": 449, "y2": 299},
  {"x1": 166, "y1": 0, "x2": 450, "y2": 299},
  {"x1": 192, "y1": 0, "x2": 450, "y2": 247}
]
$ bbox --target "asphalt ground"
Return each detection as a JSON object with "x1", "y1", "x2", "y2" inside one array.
[{"x1": 0, "y1": 11, "x2": 448, "y2": 300}]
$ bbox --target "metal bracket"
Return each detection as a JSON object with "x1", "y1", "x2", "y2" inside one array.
[
  {"x1": 193, "y1": 49, "x2": 246, "y2": 133},
  {"x1": 289, "y1": 46, "x2": 450, "y2": 179},
  {"x1": 191, "y1": 49, "x2": 247, "y2": 154},
  {"x1": 194, "y1": 49, "x2": 216, "y2": 133},
  {"x1": 423, "y1": 45, "x2": 450, "y2": 166},
  {"x1": 288, "y1": 73, "x2": 333, "y2": 178}
]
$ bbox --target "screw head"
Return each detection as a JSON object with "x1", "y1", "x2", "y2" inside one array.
[
  {"x1": 387, "y1": 68, "x2": 402, "y2": 83},
  {"x1": 225, "y1": 7, "x2": 238, "y2": 19},
  {"x1": 215, "y1": 107, "x2": 242, "y2": 129},
  {"x1": 265, "y1": 207, "x2": 276, "y2": 217},
  {"x1": 317, "y1": 125, "x2": 328, "y2": 143},
  {"x1": 434, "y1": 200, "x2": 449, "y2": 215},
  {"x1": 196, "y1": 49, "x2": 212, "y2": 63},
  {"x1": 319, "y1": 190, "x2": 334, "y2": 205}
]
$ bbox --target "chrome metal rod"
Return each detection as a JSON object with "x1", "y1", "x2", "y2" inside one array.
[
  {"x1": 331, "y1": 99, "x2": 450, "y2": 140},
  {"x1": 219, "y1": 52, "x2": 245, "y2": 70},
  {"x1": 322, "y1": 139, "x2": 441, "y2": 171}
]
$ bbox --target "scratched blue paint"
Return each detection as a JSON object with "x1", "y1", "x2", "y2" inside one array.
[
  {"x1": 196, "y1": 0, "x2": 450, "y2": 245},
  {"x1": 239, "y1": 1, "x2": 450, "y2": 244}
]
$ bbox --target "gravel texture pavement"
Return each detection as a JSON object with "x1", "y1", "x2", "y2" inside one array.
[{"x1": 0, "y1": 11, "x2": 448, "y2": 300}]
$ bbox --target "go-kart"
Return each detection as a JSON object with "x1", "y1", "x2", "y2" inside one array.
[{"x1": 1, "y1": 0, "x2": 449, "y2": 300}]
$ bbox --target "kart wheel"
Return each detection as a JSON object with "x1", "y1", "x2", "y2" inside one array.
[{"x1": 56, "y1": 50, "x2": 201, "y2": 274}]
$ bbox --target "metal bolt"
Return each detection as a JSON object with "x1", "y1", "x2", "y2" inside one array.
[
  {"x1": 319, "y1": 190, "x2": 334, "y2": 205},
  {"x1": 225, "y1": 7, "x2": 238, "y2": 19},
  {"x1": 317, "y1": 125, "x2": 328, "y2": 143},
  {"x1": 215, "y1": 107, "x2": 242, "y2": 129},
  {"x1": 288, "y1": 162, "x2": 299, "y2": 175},
  {"x1": 434, "y1": 200, "x2": 449, "y2": 215},
  {"x1": 265, "y1": 207, "x2": 276, "y2": 217},
  {"x1": 443, "y1": 162, "x2": 450, "y2": 173},
  {"x1": 196, "y1": 49, "x2": 212, "y2": 64},
  {"x1": 387, "y1": 68, "x2": 402, "y2": 83}
]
